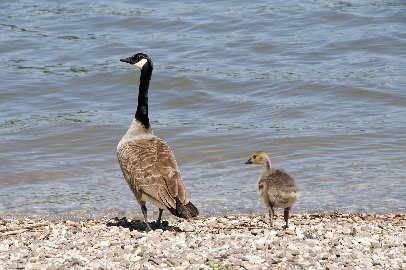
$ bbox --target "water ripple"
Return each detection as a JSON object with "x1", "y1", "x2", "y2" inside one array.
[{"x1": 0, "y1": 0, "x2": 405, "y2": 216}]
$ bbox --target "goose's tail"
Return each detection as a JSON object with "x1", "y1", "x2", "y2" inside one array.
[{"x1": 168, "y1": 197, "x2": 199, "y2": 219}]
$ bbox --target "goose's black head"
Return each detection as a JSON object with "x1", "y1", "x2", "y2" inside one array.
[{"x1": 120, "y1": 53, "x2": 153, "y2": 71}]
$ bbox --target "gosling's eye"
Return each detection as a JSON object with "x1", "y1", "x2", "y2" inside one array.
[{"x1": 253, "y1": 155, "x2": 257, "y2": 159}]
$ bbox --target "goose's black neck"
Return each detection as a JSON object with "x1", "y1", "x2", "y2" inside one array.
[{"x1": 135, "y1": 65, "x2": 152, "y2": 129}]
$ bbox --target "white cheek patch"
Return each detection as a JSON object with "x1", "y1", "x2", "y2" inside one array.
[{"x1": 133, "y1": 58, "x2": 148, "y2": 70}]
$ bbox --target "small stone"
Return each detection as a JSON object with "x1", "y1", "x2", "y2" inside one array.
[
  {"x1": 325, "y1": 231, "x2": 334, "y2": 238},
  {"x1": 241, "y1": 256, "x2": 249, "y2": 261},
  {"x1": 150, "y1": 258, "x2": 162, "y2": 265},
  {"x1": 305, "y1": 233, "x2": 317, "y2": 239},
  {"x1": 167, "y1": 258, "x2": 181, "y2": 267},
  {"x1": 228, "y1": 257, "x2": 242, "y2": 266},
  {"x1": 372, "y1": 260, "x2": 381, "y2": 266},
  {"x1": 242, "y1": 262, "x2": 256, "y2": 269},
  {"x1": 291, "y1": 249, "x2": 300, "y2": 256}
]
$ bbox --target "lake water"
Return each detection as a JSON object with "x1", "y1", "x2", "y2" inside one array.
[{"x1": 1, "y1": 0, "x2": 405, "y2": 219}]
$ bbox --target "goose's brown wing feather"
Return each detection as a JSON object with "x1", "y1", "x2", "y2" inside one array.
[{"x1": 117, "y1": 137, "x2": 189, "y2": 211}]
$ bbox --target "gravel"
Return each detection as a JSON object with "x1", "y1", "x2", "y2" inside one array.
[{"x1": 0, "y1": 213, "x2": 405, "y2": 269}]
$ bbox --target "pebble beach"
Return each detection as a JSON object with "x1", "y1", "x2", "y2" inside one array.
[{"x1": 1, "y1": 212, "x2": 405, "y2": 269}]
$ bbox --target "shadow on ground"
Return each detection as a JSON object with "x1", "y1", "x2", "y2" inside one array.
[{"x1": 106, "y1": 217, "x2": 183, "y2": 232}]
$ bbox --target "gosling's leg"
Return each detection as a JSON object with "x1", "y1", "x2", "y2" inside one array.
[
  {"x1": 268, "y1": 207, "x2": 274, "y2": 227},
  {"x1": 141, "y1": 205, "x2": 152, "y2": 232},
  {"x1": 283, "y1": 207, "x2": 290, "y2": 229}
]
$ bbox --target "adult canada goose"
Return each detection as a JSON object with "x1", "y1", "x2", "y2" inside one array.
[
  {"x1": 245, "y1": 151, "x2": 299, "y2": 229},
  {"x1": 117, "y1": 53, "x2": 198, "y2": 231}
]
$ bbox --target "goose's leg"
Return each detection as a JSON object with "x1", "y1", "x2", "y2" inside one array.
[
  {"x1": 156, "y1": 208, "x2": 164, "y2": 227},
  {"x1": 268, "y1": 206, "x2": 274, "y2": 227},
  {"x1": 283, "y1": 207, "x2": 290, "y2": 229},
  {"x1": 141, "y1": 204, "x2": 152, "y2": 232}
]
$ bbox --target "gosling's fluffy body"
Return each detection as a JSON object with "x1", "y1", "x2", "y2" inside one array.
[{"x1": 246, "y1": 151, "x2": 299, "y2": 228}]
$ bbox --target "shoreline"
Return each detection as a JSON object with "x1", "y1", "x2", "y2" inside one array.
[
  {"x1": 1, "y1": 212, "x2": 405, "y2": 269},
  {"x1": 2, "y1": 208, "x2": 405, "y2": 220}
]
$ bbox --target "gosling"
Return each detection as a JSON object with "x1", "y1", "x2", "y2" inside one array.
[{"x1": 245, "y1": 151, "x2": 299, "y2": 229}]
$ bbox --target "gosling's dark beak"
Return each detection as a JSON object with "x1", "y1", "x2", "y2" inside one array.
[
  {"x1": 245, "y1": 158, "x2": 252, "y2": 164},
  {"x1": 120, "y1": 57, "x2": 133, "y2": 64}
]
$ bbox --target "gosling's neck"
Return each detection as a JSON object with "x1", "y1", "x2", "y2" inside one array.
[{"x1": 262, "y1": 158, "x2": 271, "y2": 172}]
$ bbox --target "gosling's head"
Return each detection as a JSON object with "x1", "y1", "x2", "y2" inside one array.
[
  {"x1": 245, "y1": 151, "x2": 270, "y2": 166},
  {"x1": 120, "y1": 52, "x2": 153, "y2": 71}
]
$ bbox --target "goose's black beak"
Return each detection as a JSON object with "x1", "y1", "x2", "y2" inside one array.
[
  {"x1": 120, "y1": 57, "x2": 133, "y2": 64},
  {"x1": 245, "y1": 158, "x2": 252, "y2": 164}
]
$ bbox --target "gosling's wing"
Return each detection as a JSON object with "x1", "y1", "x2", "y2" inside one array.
[
  {"x1": 267, "y1": 169, "x2": 299, "y2": 193},
  {"x1": 265, "y1": 170, "x2": 299, "y2": 208}
]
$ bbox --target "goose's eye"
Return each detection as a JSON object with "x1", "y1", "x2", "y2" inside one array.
[{"x1": 253, "y1": 155, "x2": 257, "y2": 159}]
